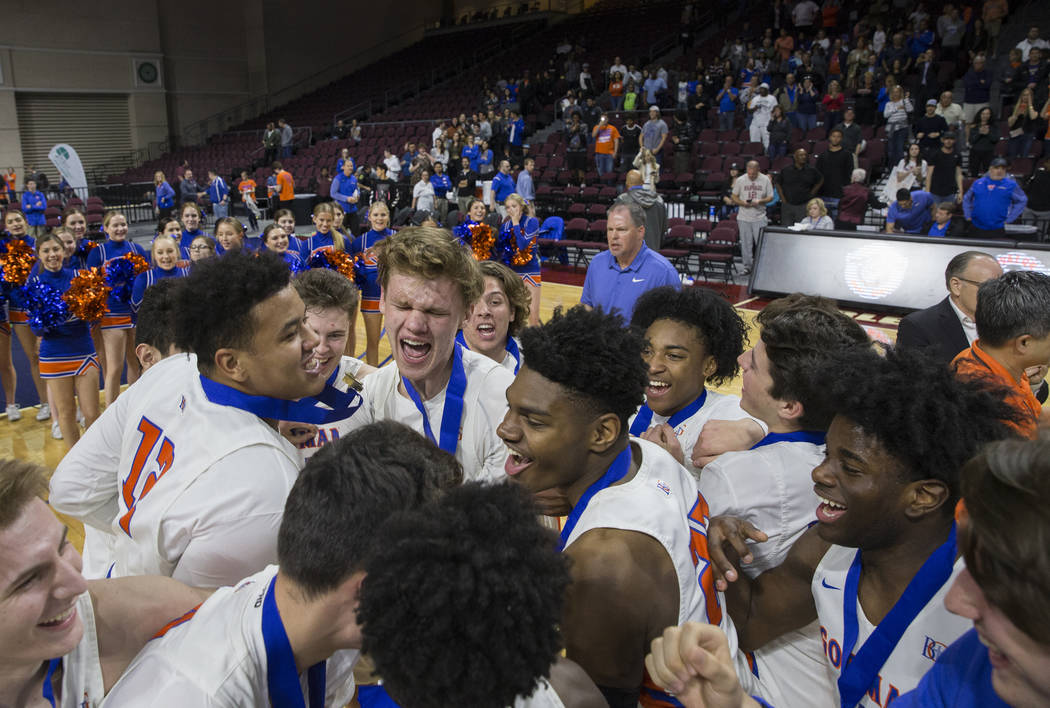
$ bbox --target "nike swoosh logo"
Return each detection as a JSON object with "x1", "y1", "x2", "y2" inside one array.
[
  {"x1": 632, "y1": 278, "x2": 645, "y2": 283},
  {"x1": 821, "y1": 578, "x2": 840, "y2": 591}
]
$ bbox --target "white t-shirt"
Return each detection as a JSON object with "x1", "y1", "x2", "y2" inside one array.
[
  {"x1": 361, "y1": 347, "x2": 515, "y2": 482},
  {"x1": 627, "y1": 390, "x2": 753, "y2": 479},
  {"x1": 383, "y1": 155, "x2": 401, "y2": 177},
  {"x1": 748, "y1": 94, "x2": 778, "y2": 125},
  {"x1": 813, "y1": 546, "x2": 970, "y2": 707},
  {"x1": 700, "y1": 439, "x2": 835, "y2": 708},
  {"x1": 792, "y1": 0, "x2": 819, "y2": 25},
  {"x1": 51, "y1": 353, "x2": 303, "y2": 589},
  {"x1": 413, "y1": 179, "x2": 435, "y2": 212},
  {"x1": 104, "y1": 566, "x2": 358, "y2": 707},
  {"x1": 296, "y1": 356, "x2": 369, "y2": 461},
  {"x1": 732, "y1": 174, "x2": 774, "y2": 222}
]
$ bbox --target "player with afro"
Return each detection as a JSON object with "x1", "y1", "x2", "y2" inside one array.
[
  {"x1": 499, "y1": 305, "x2": 739, "y2": 708},
  {"x1": 629, "y1": 286, "x2": 759, "y2": 476},
  {"x1": 701, "y1": 344, "x2": 1022, "y2": 707},
  {"x1": 358, "y1": 481, "x2": 606, "y2": 708}
]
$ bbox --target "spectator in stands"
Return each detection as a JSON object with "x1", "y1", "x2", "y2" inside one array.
[
  {"x1": 565, "y1": 114, "x2": 589, "y2": 186},
  {"x1": 937, "y1": 4, "x2": 966, "y2": 62},
  {"x1": 237, "y1": 170, "x2": 260, "y2": 232},
  {"x1": 1016, "y1": 26, "x2": 1049, "y2": 65},
  {"x1": 915, "y1": 99, "x2": 949, "y2": 159},
  {"x1": 642, "y1": 106, "x2": 669, "y2": 157},
  {"x1": 836, "y1": 168, "x2": 881, "y2": 230},
  {"x1": 515, "y1": 157, "x2": 534, "y2": 205},
  {"x1": 935, "y1": 90, "x2": 964, "y2": 131},
  {"x1": 152, "y1": 171, "x2": 175, "y2": 221},
  {"x1": 476, "y1": 140, "x2": 494, "y2": 178},
  {"x1": 412, "y1": 168, "x2": 435, "y2": 217},
  {"x1": 967, "y1": 106, "x2": 998, "y2": 178},
  {"x1": 331, "y1": 160, "x2": 360, "y2": 233},
  {"x1": 349, "y1": 118, "x2": 361, "y2": 144},
  {"x1": 272, "y1": 161, "x2": 294, "y2": 213},
  {"x1": 19, "y1": 180, "x2": 46, "y2": 239},
  {"x1": 777, "y1": 148, "x2": 824, "y2": 226},
  {"x1": 887, "y1": 187, "x2": 937, "y2": 233},
  {"x1": 925, "y1": 202, "x2": 967, "y2": 237},
  {"x1": 828, "y1": 108, "x2": 862, "y2": 159},
  {"x1": 792, "y1": 0, "x2": 820, "y2": 31},
  {"x1": 926, "y1": 132, "x2": 964, "y2": 205},
  {"x1": 456, "y1": 156, "x2": 479, "y2": 216},
  {"x1": 643, "y1": 69, "x2": 667, "y2": 107},
  {"x1": 815, "y1": 128, "x2": 853, "y2": 217},
  {"x1": 507, "y1": 111, "x2": 525, "y2": 159},
  {"x1": 775, "y1": 73, "x2": 799, "y2": 128},
  {"x1": 716, "y1": 76, "x2": 738, "y2": 131},
  {"x1": 615, "y1": 169, "x2": 666, "y2": 252},
  {"x1": 278, "y1": 118, "x2": 293, "y2": 158},
  {"x1": 766, "y1": 106, "x2": 791, "y2": 159},
  {"x1": 429, "y1": 161, "x2": 452, "y2": 225},
  {"x1": 719, "y1": 163, "x2": 742, "y2": 220},
  {"x1": 204, "y1": 169, "x2": 230, "y2": 220},
  {"x1": 262, "y1": 121, "x2": 279, "y2": 165},
  {"x1": 618, "y1": 116, "x2": 641, "y2": 170},
  {"x1": 1022, "y1": 157, "x2": 1050, "y2": 236},
  {"x1": 580, "y1": 202, "x2": 680, "y2": 318},
  {"x1": 747, "y1": 82, "x2": 777, "y2": 148},
  {"x1": 592, "y1": 113, "x2": 621, "y2": 180},
  {"x1": 633, "y1": 148, "x2": 660, "y2": 190},
  {"x1": 795, "y1": 76, "x2": 819, "y2": 133},
  {"x1": 962, "y1": 54, "x2": 992, "y2": 124},
  {"x1": 913, "y1": 49, "x2": 941, "y2": 108},
  {"x1": 883, "y1": 85, "x2": 914, "y2": 166},
  {"x1": 1007, "y1": 88, "x2": 1040, "y2": 158},
  {"x1": 668, "y1": 112, "x2": 693, "y2": 175},
  {"x1": 179, "y1": 168, "x2": 199, "y2": 206},
  {"x1": 383, "y1": 149, "x2": 401, "y2": 182},
  {"x1": 732, "y1": 160, "x2": 774, "y2": 274},
  {"x1": 491, "y1": 160, "x2": 516, "y2": 219},
  {"x1": 964, "y1": 157, "x2": 1028, "y2": 238},
  {"x1": 821, "y1": 80, "x2": 846, "y2": 139}
]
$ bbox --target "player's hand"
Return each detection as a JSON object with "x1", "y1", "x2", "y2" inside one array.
[
  {"x1": 640, "y1": 423, "x2": 685, "y2": 464},
  {"x1": 1025, "y1": 364, "x2": 1048, "y2": 389},
  {"x1": 278, "y1": 420, "x2": 317, "y2": 446},
  {"x1": 646, "y1": 623, "x2": 759, "y2": 708},
  {"x1": 691, "y1": 419, "x2": 764, "y2": 468},
  {"x1": 707, "y1": 516, "x2": 768, "y2": 591}
]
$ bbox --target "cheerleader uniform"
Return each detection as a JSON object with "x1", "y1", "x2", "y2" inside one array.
[
  {"x1": 3, "y1": 234, "x2": 38, "y2": 331},
  {"x1": 86, "y1": 239, "x2": 150, "y2": 329},
  {"x1": 179, "y1": 229, "x2": 205, "y2": 261},
  {"x1": 499, "y1": 216, "x2": 541, "y2": 287},
  {"x1": 28, "y1": 267, "x2": 99, "y2": 379},
  {"x1": 349, "y1": 228, "x2": 392, "y2": 314},
  {"x1": 296, "y1": 231, "x2": 338, "y2": 261},
  {"x1": 130, "y1": 265, "x2": 190, "y2": 312}
]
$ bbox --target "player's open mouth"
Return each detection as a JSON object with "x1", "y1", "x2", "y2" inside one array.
[
  {"x1": 302, "y1": 356, "x2": 323, "y2": 376},
  {"x1": 474, "y1": 323, "x2": 497, "y2": 340},
  {"x1": 815, "y1": 492, "x2": 847, "y2": 523},
  {"x1": 646, "y1": 380, "x2": 671, "y2": 398},
  {"x1": 977, "y1": 633, "x2": 1011, "y2": 669},
  {"x1": 38, "y1": 605, "x2": 76, "y2": 629},
  {"x1": 504, "y1": 449, "x2": 534, "y2": 477},
  {"x1": 400, "y1": 338, "x2": 431, "y2": 363}
]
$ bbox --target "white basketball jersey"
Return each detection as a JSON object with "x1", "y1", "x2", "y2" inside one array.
[
  {"x1": 361, "y1": 347, "x2": 515, "y2": 482},
  {"x1": 702, "y1": 440, "x2": 834, "y2": 708},
  {"x1": 107, "y1": 354, "x2": 302, "y2": 584},
  {"x1": 513, "y1": 678, "x2": 565, "y2": 708},
  {"x1": 629, "y1": 390, "x2": 754, "y2": 479},
  {"x1": 812, "y1": 545, "x2": 970, "y2": 707},
  {"x1": 563, "y1": 438, "x2": 742, "y2": 700},
  {"x1": 296, "y1": 356, "x2": 369, "y2": 461},
  {"x1": 104, "y1": 566, "x2": 358, "y2": 707},
  {"x1": 61, "y1": 591, "x2": 105, "y2": 708}
]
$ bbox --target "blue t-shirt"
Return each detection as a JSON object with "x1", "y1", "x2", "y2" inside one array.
[
  {"x1": 892, "y1": 629, "x2": 1008, "y2": 708},
  {"x1": 580, "y1": 245, "x2": 681, "y2": 318},
  {"x1": 330, "y1": 173, "x2": 359, "y2": 213},
  {"x1": 719, "y1": 87, "x2": 739, "y2": 113},
  {"x1": 430, "y1": 173, "x2": 452, "y2": 199},
  {"x1": 491, "y1": 172, "x2": 516, "y2": 204},
  {"x1": 888, "y1": 191, "x2": 936, "y2": 233}
]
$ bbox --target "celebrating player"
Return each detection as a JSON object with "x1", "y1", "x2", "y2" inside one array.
[{"x1": 457, "y1": 260, "x2": 531, "y2": 373}]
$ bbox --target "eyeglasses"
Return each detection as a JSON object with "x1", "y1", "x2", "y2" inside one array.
[
  {"x1": 190, "y1": 245, "x2": 213, "y2": 251},
  {"x1": 955, "y1": 276, "x2": 986, "y2": 287}
]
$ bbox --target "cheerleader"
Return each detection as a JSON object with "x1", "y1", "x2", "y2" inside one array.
[
  {"x1": 261, "y1": 223, "x2": 303, "y2": 270},
  {"x1": 349, "y1": 201, "x2": 392, "y2": 366},
  {"x1": 86, "y1": 210, "x2": 149, "y2": 404},
  {"x1": 498, "y1": 193, "x2": 541, "y2": 326},
  {"x1": 458, "y1": 260, "x2": 530, "y2": 373},
  {"x1": 27, "y1": 233, "x2": 101, "y2": 446},
  {"x1": 178, "y1": 202, "x2": 205, "y2": 261},
  {"x1": 61, "y1": 206, "x2": 106, "y2": 386},
  {"x1": 214, "y1": 216, "x2": 249, "y2": 255},
  {"x1": 296, "y1": 202, "x2": 345, "y2": 260},
  {"x1": 62, "y1": 206, "x2": 90, "y2": 245},
  {"x1": 131, "y1": 234, "x2": 189, "y2": 311},
  {"x1": 2, "y1": 209, "x2": 46, "y2": 422}
]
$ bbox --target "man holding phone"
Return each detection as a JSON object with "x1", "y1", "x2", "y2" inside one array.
[
  {"x1": 732, "y1": 160, "x2": 774, "y2": 275},
  {"x1": 592, "y1": 113, "x2": 621, "y2": 179}
]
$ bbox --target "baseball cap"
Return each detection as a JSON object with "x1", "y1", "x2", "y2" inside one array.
[
  {"x1": 942, "y1": 131, "x2": 957, "y2": 140},
  {"x1": 760, "y1": 82, "x2": 770, "y2": 89},
  {"x1": 926, "y1": 99, "x2": 938, "y2": 106},
  {"x1": 990, "y1": 157, "x2": 1008, "y2": 167}
]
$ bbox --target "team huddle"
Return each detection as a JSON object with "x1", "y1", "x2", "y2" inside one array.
[{"x1": 2, "y1": 221, "x2": 1049, "y2": 708}]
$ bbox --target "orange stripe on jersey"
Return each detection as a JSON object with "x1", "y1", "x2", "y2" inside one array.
[
  {"x1": 100, "y1": 313, "x2": 134, "y2": 329},
  {"x1": 688, "y1": 494, "x2": 724, "y2": 626},
  {"x1": 522, "y1": 273, "x2": 542, "y2": 287},
  {"x1": 360, "y1": 298, "x2": 381, "y2": 313},
  {"x1": 152, "y1": 605, "x2": 201, "y2": 639},
  {"x1": 39, "y1": 356, "x2": 99, "y2": 378},
  {"x1": 641, "y1": 670, "x2": 686, "y2": 707}
]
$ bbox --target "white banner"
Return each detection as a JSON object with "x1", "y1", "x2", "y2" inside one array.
[{"x1": 48, "y1": 143, "x2": 89, "y2": 199}]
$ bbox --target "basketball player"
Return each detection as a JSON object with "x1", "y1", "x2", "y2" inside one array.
[
  {"x1": 697, "y1": 298, "x2": 870, "y2": 707},
  {"x1": 701, "y1": 346, "x2": 1020, "y2": 706},
  {"x1": 628, "y1": 286, "x2": 759, "y2": 478},
  {"x1": 0, "y1": 458, "x2": 208, "y2": 707},
  {"x1": 281, "y1": 268, "x2": 376, "y2": 461},
  {"x1": 358, "y1": 481, "x2": 607, "y2": 708},
  {"x1": 499, "y1": 306, "x2": 739, "y2": 708},
  {"x1": 50, "y1": 251, "x2": 356, "y2": 588},
  {"x1": 362, "y1": 226, "x2": 515, "y2": 481},
  {"x1": 103, "y1": 422, "x2": 463, "y2": 705}
]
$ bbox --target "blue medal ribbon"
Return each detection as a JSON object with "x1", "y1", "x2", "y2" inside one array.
[
  {"x1": 837, "y1": 523, "x2": 957, "y2": 708},
  {"x1": 262, "y1": 576, "x2": 327, "y2": 708},
  {"x1": 629, "y1": 389, "x2": 708, "y2": 437},
  {"x1": 199, "y1": 367, "x2": 362, "y2": 425},
  {"x1": 557, "y1": 444, "x2": 633, "y2": 552},
  {"x1": 40, "y1": 657, "x2": 61, "y2": 707},
  {"x1": 455, "y1": 330, "x2": 521, "y2": 374},
  {"x1": 750, "y1": 430, "x2": 826, "y2": 449},
  {"x1": 401, "y1": 343, "x2": 467, "y2": 455}
]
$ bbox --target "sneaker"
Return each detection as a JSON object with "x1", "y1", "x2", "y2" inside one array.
[
  {"x1": 51, "y1": 421, "x2": 63, "y2": 440},
  {"x1": 5, "y1": 404, "x2": 20, "y2": 422},
  {"x1": 36, "y1": 403, "x2": 51, "y2": 421},
  {"x1": 76, "y1": 406, "x2": 85, "y2": 427}
]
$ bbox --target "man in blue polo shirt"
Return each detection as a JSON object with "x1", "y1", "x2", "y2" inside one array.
[
  {"x1": 491, "y1": 159, "x2": 516, "y2": 219},
  {"x1": 963, "y1": 158, "x2": 1028, "y2": 239},
  {"x1": 886, "y1": 188, "x2": 937, "y2": 234},
  {"x1": 330, "y1": 159, "x2": 360, "y2": 233},
  {"x1": 580, "y1": 202, "x2": 680, "y2": 319}
]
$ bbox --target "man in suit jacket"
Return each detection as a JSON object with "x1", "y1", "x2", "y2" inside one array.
[{"x1": 897, "y1": 250, "x2": 1002, "y2": 364}]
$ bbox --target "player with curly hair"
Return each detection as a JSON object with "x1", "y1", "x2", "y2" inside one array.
[
  {"x1": 458, "y1": 260, "x2": 532, "y2": 373},
  {"x1": 499, "y1": 305, "x2": 738, "y2": 708},
  {"x1": 703, "y1": 345, "x2": 1022, "y2": 708},
  {"x1": 105, "y1": 422, "x2": 463, "y2": 706},
  {"x1": 359, "y1": 481, "x2": 606, "y2": 708},
  {"x1": 628, "y1": 286, "x2": 759, "y2": 477}
]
